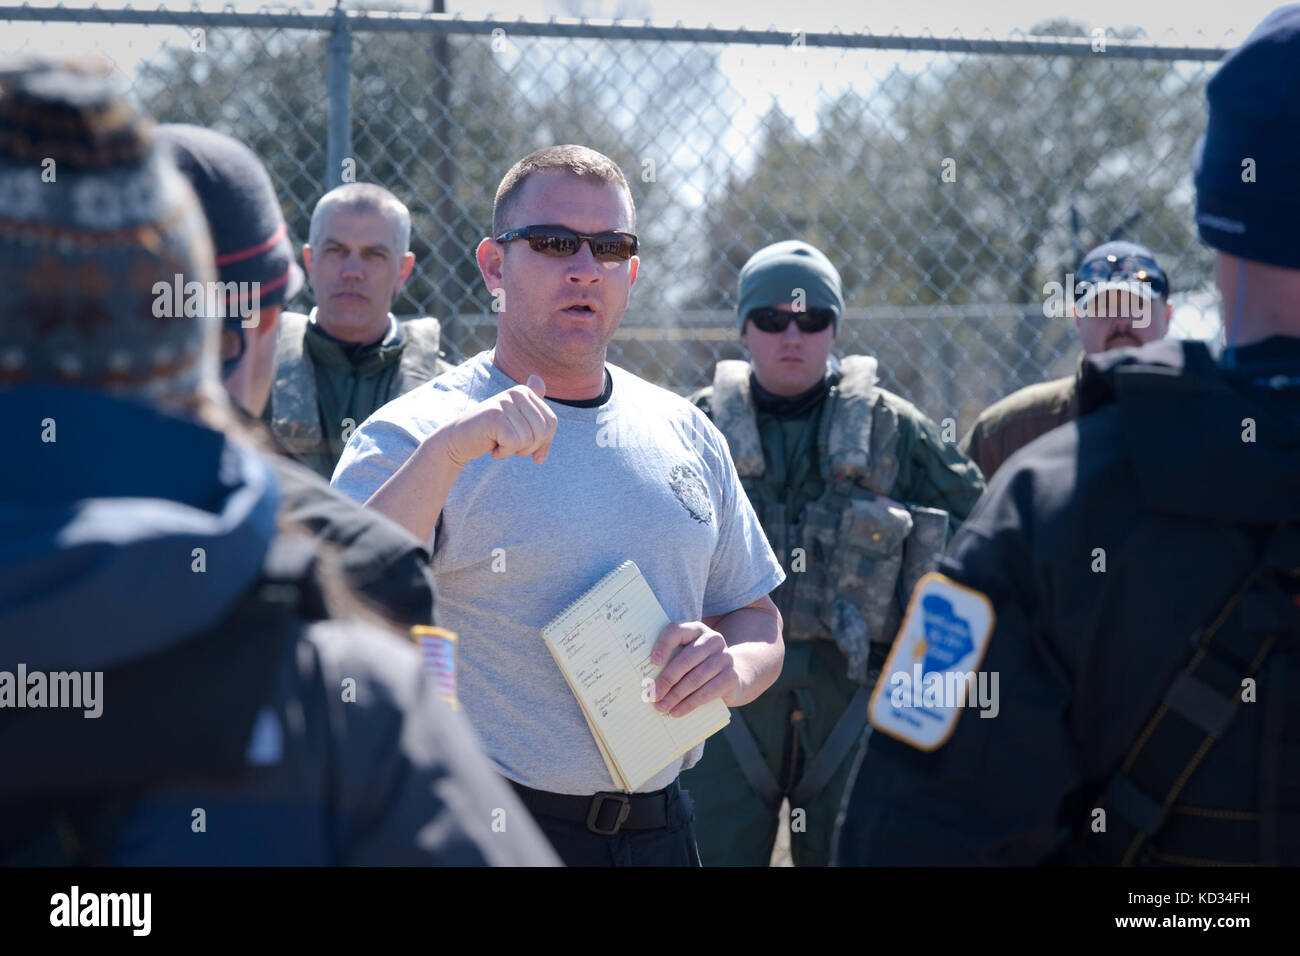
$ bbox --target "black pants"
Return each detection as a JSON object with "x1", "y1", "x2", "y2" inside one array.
[{"x1": 524, "y1": 782, "x2": 703, "y2": 867}]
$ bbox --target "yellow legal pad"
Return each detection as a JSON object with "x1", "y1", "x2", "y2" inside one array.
[{"x1": 542, "y1": 561, "x2": 731, "y2": 793}]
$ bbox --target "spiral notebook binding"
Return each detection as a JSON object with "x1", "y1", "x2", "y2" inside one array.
[{"x1": 543, "y1": 559, "x2": 638, "y2": 637}]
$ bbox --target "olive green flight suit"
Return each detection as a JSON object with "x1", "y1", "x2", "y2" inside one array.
[{"x1": 681, "y1": 358, "x2": 983, "y2": 866}]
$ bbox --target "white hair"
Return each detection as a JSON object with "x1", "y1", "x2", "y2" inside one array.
[{"x1": 308, "y1": 182, "x2": 411, "y2": 256}]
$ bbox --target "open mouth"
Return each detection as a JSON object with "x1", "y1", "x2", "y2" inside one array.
[{"x1": 562, "y1": 303, "x2": 597, "y2": 315}]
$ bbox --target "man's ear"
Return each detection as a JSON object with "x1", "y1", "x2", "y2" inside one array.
[
  {"x1": 476, "y1": 237, "x2": 504, "y2": 290},
  {"x1": 302, "y1": 245, "x2": 314, "y2": 276},
  {"x1": 397, "y1": 251, "x2": 415, "y2": 288}
]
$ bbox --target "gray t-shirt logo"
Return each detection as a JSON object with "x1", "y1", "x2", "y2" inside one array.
[
  {"x1": 669, "y1": 464, "x2": 714, "y2": 525},
  {"x1": 331, "y1": 353, "x2": 785, "y2": 793}
]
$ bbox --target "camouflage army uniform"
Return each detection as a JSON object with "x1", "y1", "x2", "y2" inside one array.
[
  {"x1": 680, "y1": 355, "x2": 984, "y2": 866},
  {"x1": 961, "y1": 355, "x2": 1085, "y2": 481},
  {"x1": 266, "y1": 310, "x2": 455, "y2": 480}
]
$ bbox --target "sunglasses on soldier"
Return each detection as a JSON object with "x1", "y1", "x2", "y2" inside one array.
[
  {"x1": 745, "y1": 306, "x2": 836, "y2": 335},
  {"x1": 495, "y1": 224, "x2": 639, "y2": 262}
]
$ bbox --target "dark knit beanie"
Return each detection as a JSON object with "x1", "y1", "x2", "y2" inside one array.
[
  {"x1": 1193, "y1": 5, "x2": 1300, "y2": 269},
  {"x1": 0, "y1": 57, "x2": 217, "y2": 398}
]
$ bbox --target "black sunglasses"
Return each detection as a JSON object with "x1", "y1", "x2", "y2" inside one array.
[
  {"x1": 745, "y1": 306, "x2": 836, "y2": 335},
  {"x1": 495, "y1": 224, "x2": 639, "y2": 262},
  {"x1": 1075, "y1": 254, "x2": 1169, "y2": 299}
]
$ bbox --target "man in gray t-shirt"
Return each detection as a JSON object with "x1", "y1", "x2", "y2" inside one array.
[{"x1": 332, "y1": 145, "x2": 786, "y2": 866}]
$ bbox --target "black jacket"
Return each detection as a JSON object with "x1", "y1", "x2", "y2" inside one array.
[
  {"x1": 837, "y1": 337, "x2": 1300, "y2": 865},
  {"x1": 0, "y1": 388, "x2": 556, "y2": 866},
  {"x1": 243, "y1": 406, "x2": 436, "y2": 630}
]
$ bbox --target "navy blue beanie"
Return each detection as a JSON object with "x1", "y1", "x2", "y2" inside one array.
[
  {"x1": 1193, "y1": 5, "x2": 1300, "y2": 269},
  {"x1": 157, "y1": 124, "x2": 303, "y2": 375}
]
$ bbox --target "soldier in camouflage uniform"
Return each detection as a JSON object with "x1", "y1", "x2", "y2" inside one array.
[
  {"x1": 679, "y1": 240, "x2": 984, "y2": 866},
  {"x1": 265, "y1": 183, "x2": 456, "y2": 480}
]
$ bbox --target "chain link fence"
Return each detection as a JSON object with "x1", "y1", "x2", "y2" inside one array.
[{"x1": 2, "y1": 5, "x2": 1231, "y2": 433}]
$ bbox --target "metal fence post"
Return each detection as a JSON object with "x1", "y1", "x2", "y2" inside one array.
[
  {"x1": 429, "y1": 0, "x2": 458, "y2": 341},
  {"x1": 326, "y1": 7, "x2": 352, "y2": 192}
]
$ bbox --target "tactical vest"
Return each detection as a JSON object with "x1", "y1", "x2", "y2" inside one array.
[
  {"x1": 710, "y1": 357, "x2": 950, "y2": 684},
  {"x1": 269, "y1": 311, "x2": 447, "y2": 457}
]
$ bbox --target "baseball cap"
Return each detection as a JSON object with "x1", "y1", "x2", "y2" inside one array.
[{"x1": 1073, "y1": 241, "x2": 1169, "y2": 313}]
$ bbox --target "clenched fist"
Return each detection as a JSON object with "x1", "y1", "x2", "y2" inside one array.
[{"x1": 444, "y1": 373, "x2": 558, "y2": 467}]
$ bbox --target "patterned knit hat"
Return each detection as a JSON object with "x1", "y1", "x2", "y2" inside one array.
[{"x1": 0, "y1": 57, "x2": 217, "y2": 399}]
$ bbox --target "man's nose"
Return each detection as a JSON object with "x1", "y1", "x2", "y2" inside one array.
[
  {"x1": 781, "y1": 317, "x2": 804, "y2": 340},
  {"x1": 565, "y1": 240, "x2": 603, "y2": 282},
  {"x1": 1109, "y1": 297, "x2": 1133, "y2": 326},
  {"x1": 341, "y1": 251, "x2": 364, "y2": 277}
]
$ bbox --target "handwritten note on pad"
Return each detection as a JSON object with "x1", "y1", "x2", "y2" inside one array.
[{"x1": 542, "y1": 561, "x2": 731, "y2": 793}]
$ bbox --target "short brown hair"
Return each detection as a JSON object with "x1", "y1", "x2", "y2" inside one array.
[{"x1": 491, "y1": 145, "x2": 636, "y2": 237}]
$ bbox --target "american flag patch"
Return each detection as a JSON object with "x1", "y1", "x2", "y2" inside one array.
[{"x1": 412, "y1": 626, "x2": 458, "y2": 710}]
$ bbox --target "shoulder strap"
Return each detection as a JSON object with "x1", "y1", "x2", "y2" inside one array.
[
  {"x1": 393, "y1": 316, "x2": 446, "y2": 397},
  {"x1": 1085, "y1": 522, "x2": 1300, "y2": 865},
  {"x1": 823, "y1": 355, "x2": 899, "y2": 495},
  {"x1": 721, "y1": 715, "x2": 782, "y2": 810},
  {"x1": 269, "y1": 311, "x2": 325, "y2": 455},
  {"x1": 792, "y1": 686, "x2": 872, "y2": 806},
  {"x1": 710, "y1": 360, "x2": 765, "y2": 478}
]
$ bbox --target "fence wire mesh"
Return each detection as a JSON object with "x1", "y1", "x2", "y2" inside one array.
[{"x1": 1, "y1": 5, "x2": 1230, "y2": 432}]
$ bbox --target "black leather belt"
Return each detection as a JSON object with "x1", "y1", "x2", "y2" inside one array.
[{"x1": 507, "y1": 779, "x2": 672, "y2": 836}]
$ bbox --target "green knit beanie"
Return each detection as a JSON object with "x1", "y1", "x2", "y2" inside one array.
[{"x1": 736, "y1": 240, "x2": 844, "y2": 334}]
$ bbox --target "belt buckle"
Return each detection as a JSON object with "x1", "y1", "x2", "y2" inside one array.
[{"x1": 586, "y1": 791, "x2": 632, "y2": 835}]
